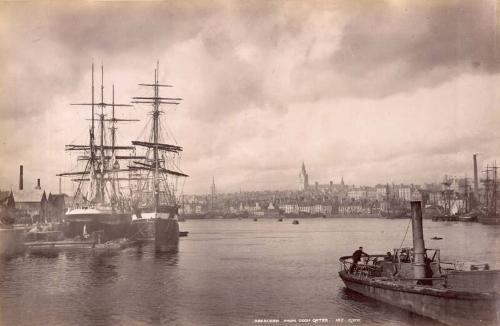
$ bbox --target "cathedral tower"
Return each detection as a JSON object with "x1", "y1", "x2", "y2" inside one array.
[{"x1": 299, "y1": 162, "x2": 309, "y2": 190}]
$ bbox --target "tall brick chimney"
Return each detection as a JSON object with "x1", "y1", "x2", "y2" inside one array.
[
  {"x1": 473, "y1": 154, "x2": 479, "y2": 194},
  {"x1": 36, "y1": 178, "x2": 41, "y2": 190},
  {"x1": 19, "y1": 165, "x2": 23, "y2": 190}
]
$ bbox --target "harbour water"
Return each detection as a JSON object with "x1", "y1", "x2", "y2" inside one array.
[{"x1": 0, "y1": 218, "x2": 498, "y2": 326}]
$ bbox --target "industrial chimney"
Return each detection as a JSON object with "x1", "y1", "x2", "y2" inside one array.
[
  {"x1": 19, "y1": 165, "x2": 23, "y2": 190},
  {"x1": 473, "y1": 154, "x2": 479, "y2": 194},
  {"x1": 36, "y1": 178, "x2": 41, "y2": 190}
]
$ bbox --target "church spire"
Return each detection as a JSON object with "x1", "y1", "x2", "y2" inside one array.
[{"x1": 299, "y1": 162, "x2": 309, "y2": 190}]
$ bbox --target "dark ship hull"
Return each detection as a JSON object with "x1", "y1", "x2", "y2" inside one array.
[
  {"x1": 339, "y1": 270, "x2": 499, "y2": 325},
  {"x1": 64, "y1": 208, "x2": 132, "y2": 242},
  {"x1": 478, "y1": 214, "x2": 500, "y2": 225},
  {"x1": 129, "y1": 206, "x2": 179, "y2": 251}
]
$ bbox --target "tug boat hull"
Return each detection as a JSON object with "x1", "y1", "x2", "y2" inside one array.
[{"x1": 339, "y1": 271, "x2": 499, "y2": 325}]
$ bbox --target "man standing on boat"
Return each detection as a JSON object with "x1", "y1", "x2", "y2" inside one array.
[{"x1": 349, "y1": 246, "x2": 369, "y2": 273}]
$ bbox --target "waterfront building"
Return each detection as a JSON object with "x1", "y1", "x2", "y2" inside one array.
[
  {"x1": 47, "y1": 193, "x2": 66, "y2": 223},
  {"x1": 279, "y1": 203, "x2": 298, "y2": 214},
  {"x1": 375, "y1": 185, "x2": 387, "y2": 201},
  {"x1": 398, "y1": 186, "x2": 412, "y2": 201},
  {"x1": 12, "y1": 188, "x2": 48, "y2": 223},
  {"x1": 366, "y1": 187, "x2": 378, "y2": 201},
  {"x1": 347, "y1": 188, "x2": 366, "y2": 200}
]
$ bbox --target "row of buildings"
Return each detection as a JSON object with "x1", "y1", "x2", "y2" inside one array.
[
  {"x1": 0, "y1": 166, "x2": 66, "y2": 225},
  {"x1": 179, "y1": 163, "x2": 479, "y2": 218},
  {"x1": 0, "y1": 161, "x2": 489, "y2": 223}
]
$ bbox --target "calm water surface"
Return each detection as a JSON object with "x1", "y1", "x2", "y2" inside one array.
[{"x1": 1, "y1": 218, "x2": 498, "y2": 326}]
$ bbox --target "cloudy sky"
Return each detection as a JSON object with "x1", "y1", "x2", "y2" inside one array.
[{"x1": 0, "y1": 0, "x2": 499, "y2": 195}]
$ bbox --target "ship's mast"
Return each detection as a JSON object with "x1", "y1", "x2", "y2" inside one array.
[
  {"x1": 442, "y1": 176, "x2": 452, "y2": 215},
  {"x1": 111, "y1": 84, "x2": 117, "y2": 200},
  {"x1": 99, "y1": 65, "x2": 106, "y2": 203},
  {"x1": 89, "y1": 63, "x2": 97, "y2": 204},
  {"x1": 481, "y1": 163, "x2": 499, "y2": 216},
  {"x1": 91, "y1": 64, "x2": 95, "y2": 161},
  {"x1": 153, "y1": 65, "x2": 160, "y2": 212},
  {"x1": 130, "y1": 61, "x2": 187, "y2": 211},
  {"x1": 385, "y1": 183, "x2": 390, "y2": 214},
  {"x1": 111, "y1": 85, "x2": 116, "y2": 158},
  {"x1": 492, "y1": 162, "x2": 498, "y2": 215},
  {"x1": 484, "y1": 165, "x2": 491, "y2": 213},
  {"x1": 60, "y1": 64, "x2": 135, "y2": 207}
]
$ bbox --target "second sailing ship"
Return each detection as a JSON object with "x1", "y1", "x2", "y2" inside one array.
[{"x1": 128, "y1": 63, "x2": 188, "y2": 251}]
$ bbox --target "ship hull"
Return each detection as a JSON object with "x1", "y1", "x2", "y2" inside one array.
[
  {"x1": 478, "y1": 215, "x2": 500, "y2": 225},
  {"x1": 339, "y1": 271, "x2": 499, "y2": 325},
  {"x1": 458, "y1": 215, "x2": 477, "y2": 222},
  {"x1": 130, "y1": 211, "x2": 172, "y2": 241},
  {"x1": 64, "y1": 208, "x2": 131, "y2": 241},
  {"x1": 130, "y1": 210, "x2": 180, "y2": 252},
  {"x1": 432, "y1": 215, "x2": 459, "y2": 222}
]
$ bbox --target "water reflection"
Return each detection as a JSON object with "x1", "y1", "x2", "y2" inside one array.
[
  {"x1": 87, "y1": 254, "x2": 119, "y2": 286},
  {"x1": 154, "y1": 251, "x2": 179, "y2": 265},
  {"x1": 27, "y1": 248, "x2": 60, "y2": 259},
  {"x1": 0, "y1": 219, "x2": 497, "y2": 326},
  {"x1": 339, "y1": 288, "x2": 444, "y2": 325}
]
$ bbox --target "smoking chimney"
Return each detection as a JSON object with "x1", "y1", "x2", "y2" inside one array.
[
  {"x1": 19, "y1": 165, "x2": 23, "y2": 190},
  {"x1": 36, "y1": 178, "x2": 41, "y2": 190},
  {"x1": 473, "y1": 154, "x2": 479, "y2": 194}
]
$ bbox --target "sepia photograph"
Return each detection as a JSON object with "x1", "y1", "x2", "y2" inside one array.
[{"x1": 0, "y1": 1, "x2": 499, "y2": 325}]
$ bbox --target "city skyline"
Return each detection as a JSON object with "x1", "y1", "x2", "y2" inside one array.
[{"x1": 1, "y1": 1, "x2": 499, "y2": 195}]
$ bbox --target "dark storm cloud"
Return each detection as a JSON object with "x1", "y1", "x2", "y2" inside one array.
[
  {"x1": 0, "y1": 1, "x2": 221, "y2": 121},
  {"x1": 0, "y1": 3, "x2": 89, "y2": 120},
  {"x1": 1, "y1": 1, "x2": 498, "y2": 122},
  {"x1": 0, "y1": 1, "x2": 289, "y2": 123},
  {"x1": 48, "y1": 2, "x2": 212, "y2": 56},
  {"x1": 322, "y1": 0, "x2": 499, "y2": 98}
]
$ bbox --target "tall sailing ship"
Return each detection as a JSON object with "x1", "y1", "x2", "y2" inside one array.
[
  {"x1": 58, "y1": 65, "x2": 141, "y2": 241},
  {"x1": 127, "y1": 63, "x2": 188, "y2": 251},
  {"x1": 478, "y1": 163, "x2": 500, "y2": 224}
]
